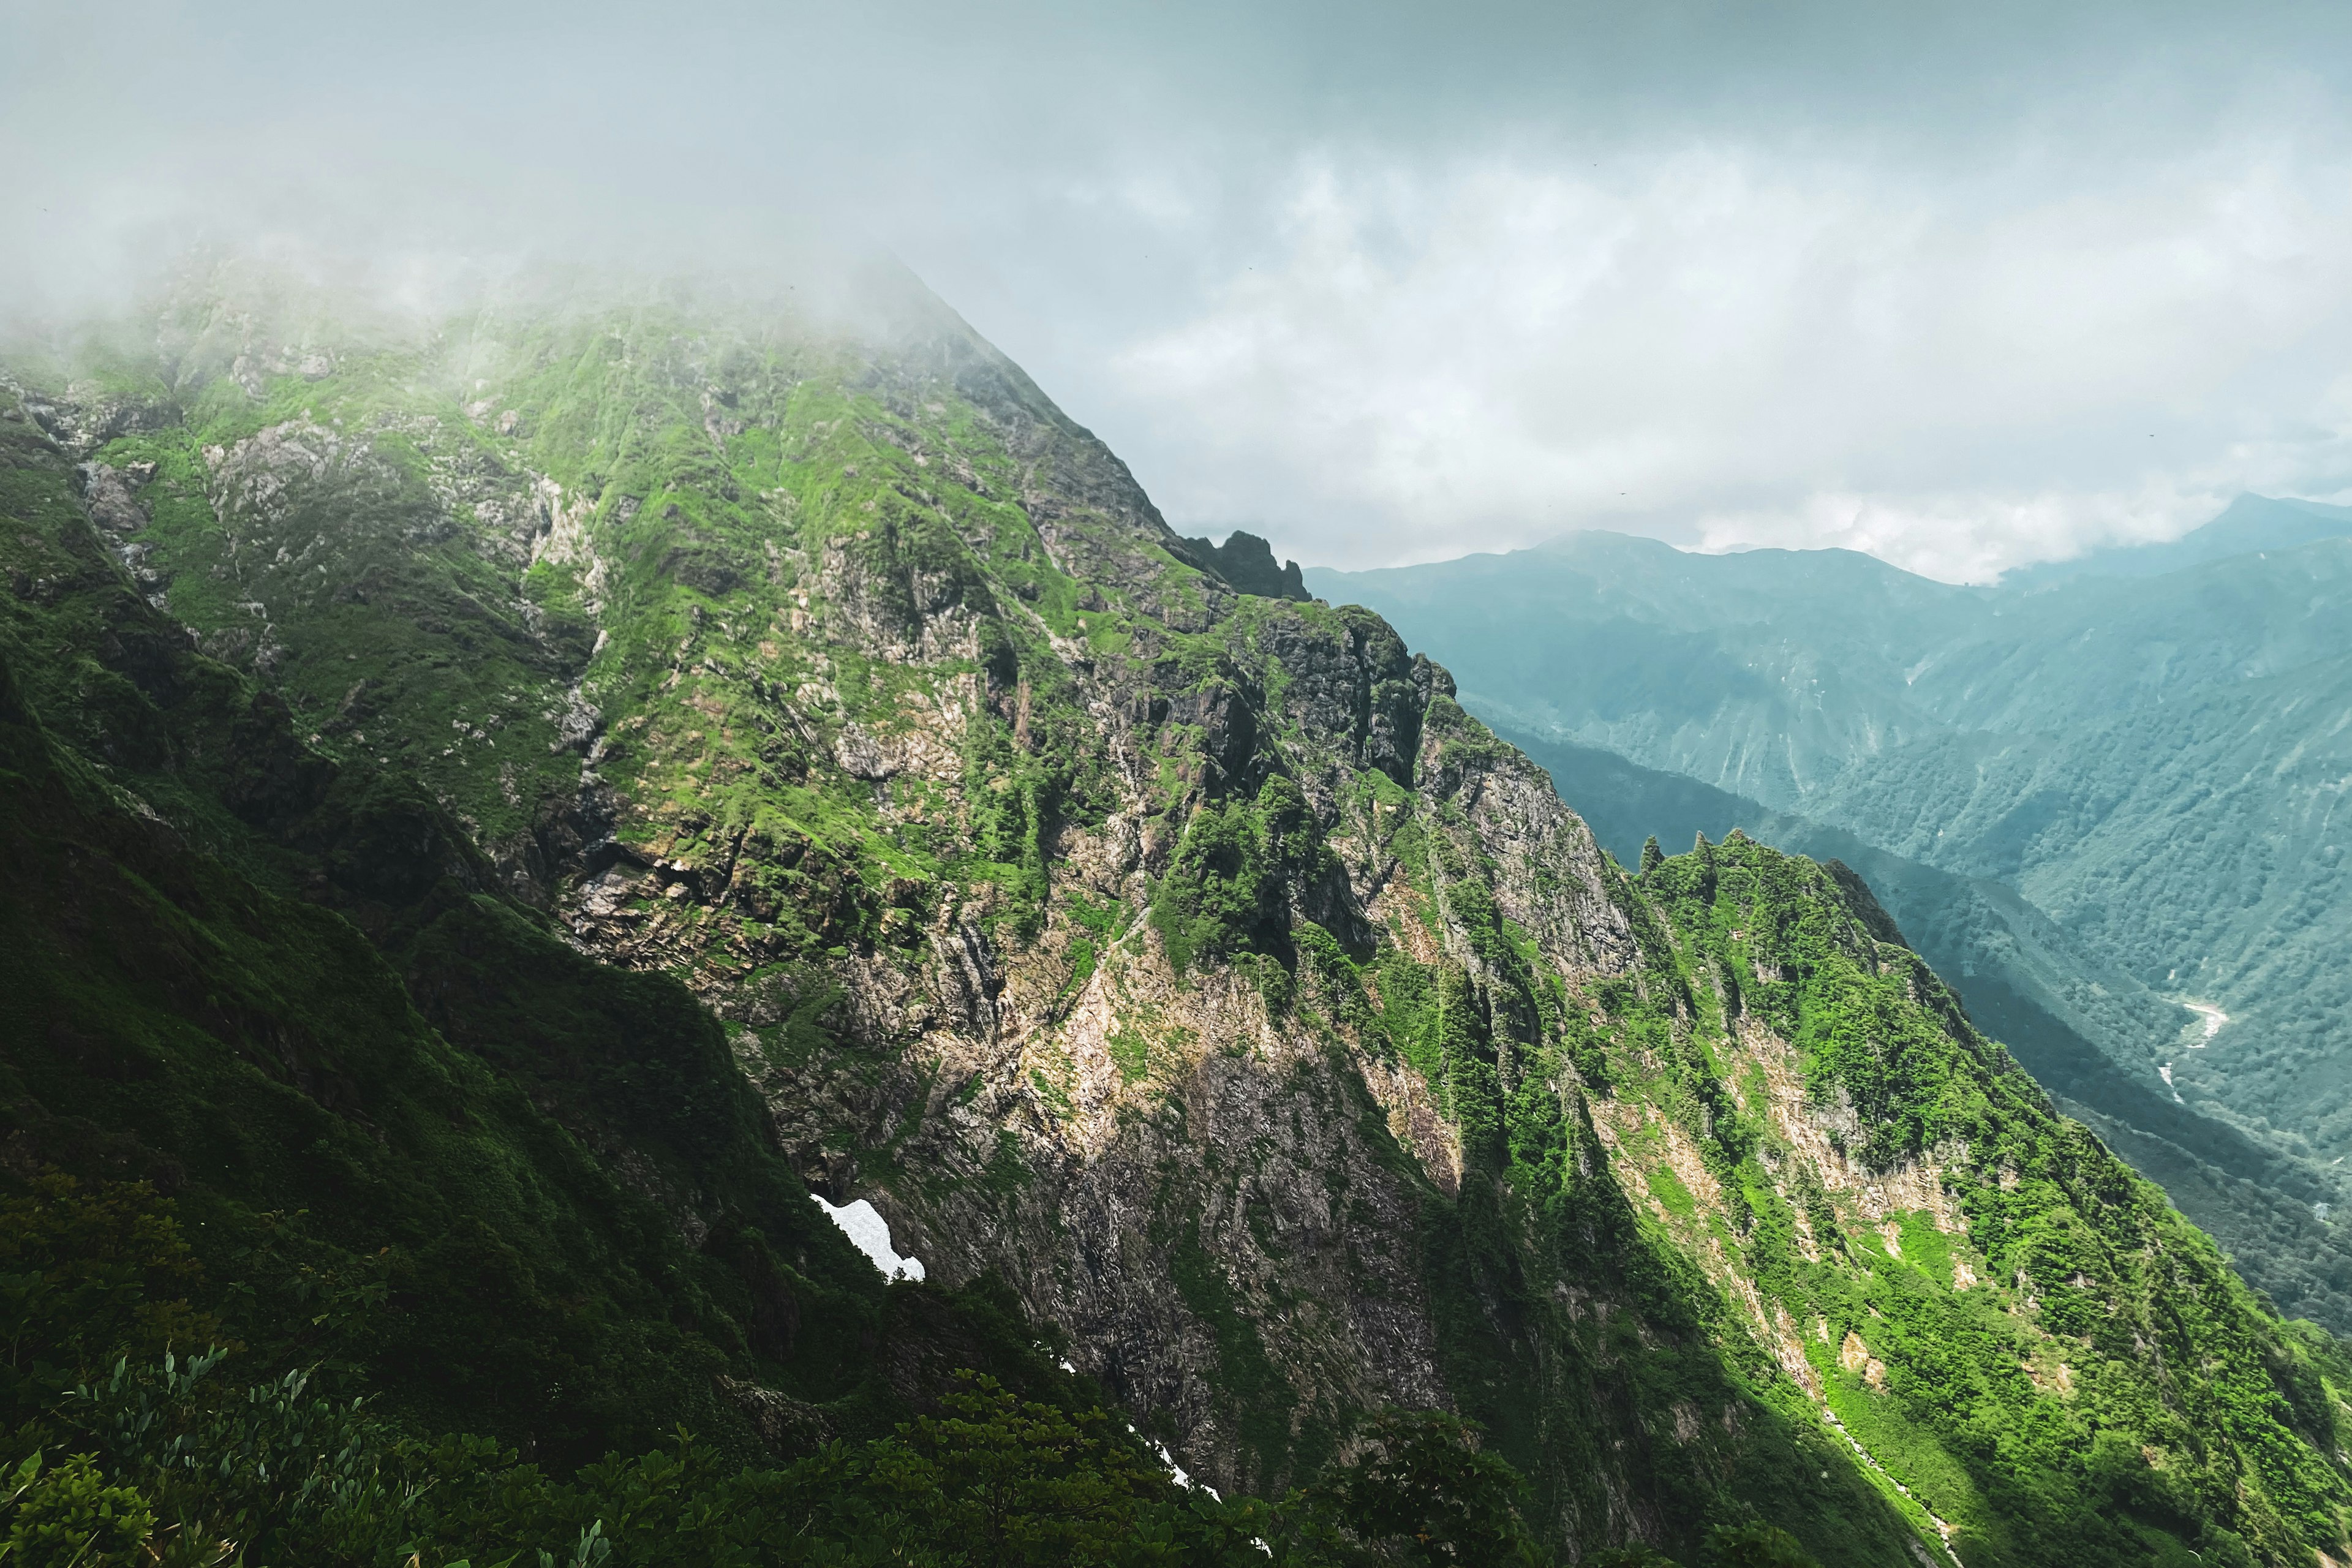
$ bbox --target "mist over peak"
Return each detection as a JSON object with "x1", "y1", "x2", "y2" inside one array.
[{"x1": 12, "y1": 1, "x2": 2352, "y2": 581}]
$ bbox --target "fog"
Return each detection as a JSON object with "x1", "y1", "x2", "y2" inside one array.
[{"x1": 9, "y1": 0, "x2": 2352, "y2": 579}]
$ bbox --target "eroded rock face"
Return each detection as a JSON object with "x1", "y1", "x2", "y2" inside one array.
[
  {"x1": 368, "y1": 331, "x2": 1681, "y2": 1501},
  {"x1": 74, "y1": 461, "x2": 155, "y2": 533},
  {"x1": 69, "y1": 460, "x2": 169, "y2": 606},
  {"x1": 514, "y1": 469, "x2": 1702, "y2": 1504},
  {"x1": 14, "y1": 383, "x2": 174, "y2": 455}
]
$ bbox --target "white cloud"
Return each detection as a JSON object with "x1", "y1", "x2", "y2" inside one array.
[
  {"x1": 1686, "y1": 483, "x2": 2234, "y2": 583},
  {"x1": 10, "y1": 2, "x2": 2352, "y2": 583},
  {"x1": 1105, "y1": 140, "x2": 2352, "y2": 579}
]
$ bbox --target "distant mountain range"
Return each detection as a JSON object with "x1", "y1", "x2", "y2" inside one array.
[
  {"x1": 1310, "y1": 497, "x2": 2352, "y2": 1328},
  {"x1": 2001, "y1": 493, "x2": 2352, "y2": 589}
]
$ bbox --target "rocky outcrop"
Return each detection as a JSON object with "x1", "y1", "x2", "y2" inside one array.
[{"x1": 1180, "y1": 530, "x2": 1311, "y2": 602}]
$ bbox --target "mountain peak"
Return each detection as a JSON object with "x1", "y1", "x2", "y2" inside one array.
[
  {"x1": 2000, "y1": 491, "x2": 2352, "y2": 589},
  {"x1": 1178, "y1": 529, "x2": 1312, "y2": 600}
]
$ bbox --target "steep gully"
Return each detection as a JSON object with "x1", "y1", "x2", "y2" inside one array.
[{"x1": 2161, "y1": 1001, "x2": 2230, "y2": 1105}]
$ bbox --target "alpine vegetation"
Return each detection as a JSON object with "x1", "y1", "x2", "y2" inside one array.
[{"x1": 2, "y1": 261, "x2": 2348, "y2": 1566}]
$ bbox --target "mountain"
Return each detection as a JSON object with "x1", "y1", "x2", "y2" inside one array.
[
  {"x1": 1500, "y1": 731, "x2": 2352, "y2": 1333},
  {"x1": 1305, "y1": 531, "x2": 1978, "y2": 810},
  {"x1": 5, "y1": 266, "x2": 2352, "y2": 1565},
  {"x1": 1999, "y1": 495, "x2": 2352, "y2": 590},
  {"x1": 1310, "y1": 512, "x2": 2352, "y2": 1332}
]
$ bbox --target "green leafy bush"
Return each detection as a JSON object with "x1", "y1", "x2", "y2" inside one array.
[
  {"x1": 1, "y1": 1451, "x2": 155, "y2": 1568},
  {"x1": 1151, "y1": 777, "x2": 1325, "y2": 976},
  {"x1": 1702, "y1": 1522, "x2": 1818, "y2": 1567},
  {"x1": 0, "y1": 1177, "x2": 1558, "y2": 1568}
]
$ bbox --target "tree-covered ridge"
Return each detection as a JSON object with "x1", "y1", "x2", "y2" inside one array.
[
  {"x1": 1308, "y1": 527, "x2": 2352, "y2": 1335},
  {"x1": 5, "y1": 267, "x2": 2352, "y2": 1564},
  {"x1": 1496, "y1": 728, "x2": 2352, "y2": 1338},
  {"x1": 0, "y1": 275, "x2": 1906, "y2": 1562},
  {"x1": 1628, "y1": 835, "x2": 2352, "y2": 1565}
]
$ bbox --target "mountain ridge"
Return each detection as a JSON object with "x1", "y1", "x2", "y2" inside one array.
[
  {"x1": 6, "y1": 266, "x2": 2352, "y2": 1564},
  {"x1": 1310, "y1": 508, "x2": 2352, "y2": 1335},
  {"x1": 1494, "y1": 727, "x2": 2352, "y2": 1330},
  {"x1": 1999, "y1": 494, "x2": 2352, "y2": 590}
]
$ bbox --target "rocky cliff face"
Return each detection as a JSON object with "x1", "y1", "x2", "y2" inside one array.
[{"x1": 6, "y1": 266, "x2": 2352, "y2": 1567}]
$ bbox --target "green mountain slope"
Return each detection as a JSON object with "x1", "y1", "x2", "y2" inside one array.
[
  {"x1": 1310, "y1": 519, "x2": 2352, "y2": 1332},
  {"x1": 5, "y1": 265, "x2": 2352, "y2": 1563},
  {"x1": 0, "y1": 366, "x2": 1101, "y2": 1469},
  {"x1": 1501, "y1": 730, "x2": 2352, "y2": 1332},
  {"x1": 1802, "y1": 647, "x2": 2352, "y2": 1145}
]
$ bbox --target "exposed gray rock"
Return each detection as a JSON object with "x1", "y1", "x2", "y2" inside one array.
[{"x1": 74, "y1": 461, "x2": 153, "y2": 533}]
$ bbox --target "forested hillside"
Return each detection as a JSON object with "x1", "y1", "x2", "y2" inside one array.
[
  {"x1": 1311, "y1": 518, "x2": 2352, "y2": 1331},
  {"x1": 5, "y1": 264, "x2": 2352, "y2": 1564}
]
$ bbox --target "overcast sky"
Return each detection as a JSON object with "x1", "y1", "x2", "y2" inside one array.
[{"x1": 9, "y1": 1, "x2": 2352, "y2": 579}]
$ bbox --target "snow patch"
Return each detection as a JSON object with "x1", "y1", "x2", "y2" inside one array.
[
  {"x1": 812, "y1": 1194, "x2": 925, "y2": 1282},
  {"x1": 1150, "y1": 1438, "x2": 1219, "y2": 1501}
]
